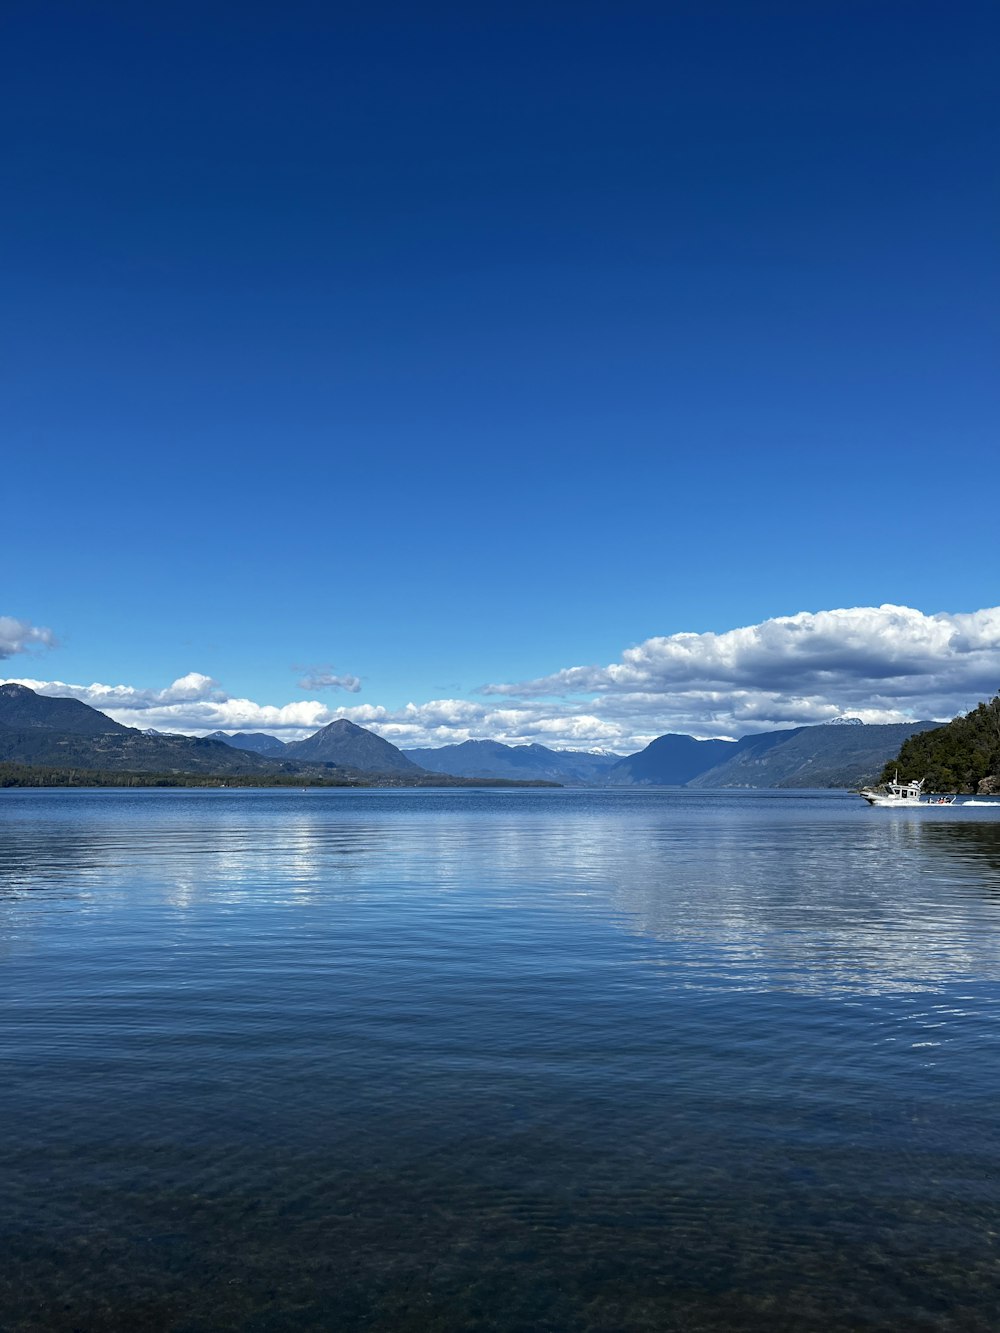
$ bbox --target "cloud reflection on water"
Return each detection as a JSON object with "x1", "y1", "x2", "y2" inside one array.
[{"x1": 2, "y1": 791, "x2": 1000, "y2": 999}]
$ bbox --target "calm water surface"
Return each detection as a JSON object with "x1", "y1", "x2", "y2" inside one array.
[{"x1": 3, "y1": 787, "x2": 1000, "y2": 1331}]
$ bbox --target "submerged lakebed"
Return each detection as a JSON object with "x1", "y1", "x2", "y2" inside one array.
[{"x1": 2, "y1": 787, "x2": 1000, "y2": 1331}]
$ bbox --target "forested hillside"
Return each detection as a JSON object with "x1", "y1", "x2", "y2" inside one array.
[{"x1": 881, "y1": 696, "x2": 1000, "y2": 793}]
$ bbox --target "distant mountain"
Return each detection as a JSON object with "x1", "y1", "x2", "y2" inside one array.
[
  {"x1": 0, "y1": 684, "x2": 286, "y2": 775},
  {"x1": 605, "y1": 734, "x2": 740, "y2": 786},
  {"x1": 687, "y1": 721, "x2": 940, "y2": 789},
  {"x1": 0, "y1": 683, "x2": 945, "y2": 790},
  {"x1": 205, "y1": 730, "x2": 288, "y2": 757},
  {"x1": 0, "y1": 723, "x2": 286, "y2": 775},
  {"x1": 285, "y1": 719, "x2": 423, "y2": 774},
  {"x1": 0, "y1": 682, "x2": 128, "y2": 735},
  {"x1": 0, "y1": 687, "x2": 566, "y2": 786},
  {"x1": 403, "y1": 739, "x2": 620, "y2": 783},
  {"x1": 602, "y1": 720, "x2": 942, "y2": 789}
]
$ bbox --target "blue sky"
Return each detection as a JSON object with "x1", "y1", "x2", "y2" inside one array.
[{"x1": 3, "y1": 2, "x2": 998, "y2": 749}]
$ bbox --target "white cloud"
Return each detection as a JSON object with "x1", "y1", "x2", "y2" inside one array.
[
  {"x1": 159, "y1": 672, "x2": 225, "y2": 702},
  {"x1": 2, "y1": 674, "x2": 339, "y2": 737},
  {"x1": 296, "y1": 669, "x2": 362, "y2": 693},
  {"x1": 478, "y1": 604, "x2": 1000, "y2": 738},
  {"x1": 0, "y1": 672, "x2": 631, "y2": 750},
  {"x1": 0, "y1": 616, "x2": 56, "y2": 659},
  {"x1": 3, "y1": 604, "x2": 998, "y2": 753}
]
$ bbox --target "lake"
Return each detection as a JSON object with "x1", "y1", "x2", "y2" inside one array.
[{"x1": 2, "y1": 787, "x2": 1000, "y2": 1331}]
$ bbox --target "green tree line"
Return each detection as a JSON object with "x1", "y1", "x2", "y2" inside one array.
[
  {"x1": 880, "y1": 694, "x2": 1000, "y2": 793},
  {"x1": 0, "y1": 765, "x2": 359, "y2": 789},
  {"x1": 0, "y1": 763, "x2": 560, "y2": 790}
]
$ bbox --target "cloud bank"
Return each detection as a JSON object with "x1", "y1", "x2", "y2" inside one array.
[
  {"x1": 479, "y1": 604, "x2": 1000, "y2": 739},
  {"x1": 4, "y1": 605, "x2": 999, "y2": 752}
]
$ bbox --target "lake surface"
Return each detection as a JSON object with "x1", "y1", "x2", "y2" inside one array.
[{"x1": 3, "y1": 787, "x2": 1000, "y2": 1331}]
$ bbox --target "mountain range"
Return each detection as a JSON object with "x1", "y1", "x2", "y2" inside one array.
[
  {"x1": 403, "y1": 740, "x2": 620, "y2": 784},
  {"x1": 606, "y1": 721, "x2": 940, "y2": 788},
  {"x1": 685, "y1": 721, "x2": 941, "y2": 788},
  {"x1": 0, "y1": 685, "x2": 286, "y2": 776},
  {"x1": 0, "y1": 687, "x2": 550, "y2": 784},
  {"x1": 207, "y1": 716, "x2": 942, "y2": 787},
  {"x1": 0, "y1": 685, "x2": 419, "y2": 779},
  {"x1": 0, "y1": 683, "x2": 941, "y2": 788}
]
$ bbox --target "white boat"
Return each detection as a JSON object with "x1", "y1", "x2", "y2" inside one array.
[{"x1": 859, "y1": 773, "x2": 956, "y2": 807}]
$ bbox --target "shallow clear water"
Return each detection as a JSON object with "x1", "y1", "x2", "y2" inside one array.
[{"x1": 3, "y1": 787, "x2": 1000, "y2": 1331}]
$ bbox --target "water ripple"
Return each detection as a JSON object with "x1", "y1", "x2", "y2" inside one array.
[{"x1": 3, "y1": 788, "x2": 1000, "y2": 1329}]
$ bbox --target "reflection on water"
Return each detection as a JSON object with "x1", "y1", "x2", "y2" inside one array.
[
  {"x1": 6, "y1": 790, "x2": 998, "y2": 996},
  {"x1": 920, "y1": 816, "x2": 1000, "y2": 883},
  {"x1": 2, "y1": 788, "x2": 1000, "y2": 1331},
  {"x1": 606, "y1": 812, "x2": 1000, "y2": 997}
]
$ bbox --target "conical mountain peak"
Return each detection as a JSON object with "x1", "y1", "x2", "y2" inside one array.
[{"x1": 284, "y1": 718, "x2": 422, "y2": 773}]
